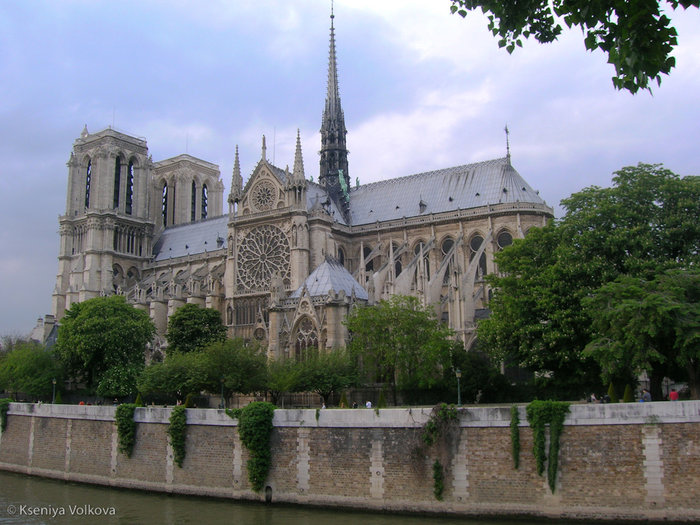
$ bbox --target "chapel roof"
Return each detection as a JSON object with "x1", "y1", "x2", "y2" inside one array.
[{"x1": 290, "y1": 257, "x2": 368, "y2": 300}]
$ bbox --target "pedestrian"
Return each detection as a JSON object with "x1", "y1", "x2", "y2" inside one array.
[
  {"x1": 365, "y1": 400, "x2": 372, "y2": 408},
  {"x1": 669, "y1": 388, "x2": 679, "y2": 401},
  {"x1": 641, "y1": 389, "x2": 652, "y2": 402}
]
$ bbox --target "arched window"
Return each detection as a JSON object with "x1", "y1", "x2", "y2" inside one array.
[
  {"x1": 84, "y1": 160, "x2": 92, "y2": 208},
  {"x1": 191, "y1": 181, "x2": 197, "y2": 222},
  {"x1": 125, "y1": 161, "x2": 134, "y2": 215},
  {"x1": 469, "y1": 234, "x2": 488, "y2": 278},
  {"x1": 337, "y1": 246, "x2": 345, "y2": 266},
  {"x1": 363, "y1": 245, "x2": 373, "y2": 272},
  {"x1": 201, "y1": 184, "x2": 208, "y2": 219},
  {"x1": 497, "y1": 230, "x2": 513, "y2": 250},
  {"x1": 392, "y1": 243, "x2": 402, "y2": 277},
  {"x1": 441, "y1": 237, "x2": 454, "y2": 284},
  {"x1": 161, "y1": 183, "x2": 168, "y2": 227},
  {"x1": 294, "y1": 316, "x2": 318, "y2": 361},
  {"x1": 113, "y1": 158, "x2": 121, "y2": 209},
  {"x1": 414, "y1": 241, "x2": 430, "y2": 277}
]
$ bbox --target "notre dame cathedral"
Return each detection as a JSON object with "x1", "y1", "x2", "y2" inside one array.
[{"x1": 41, "y1": 12, "x2": 553, "y2": 360}]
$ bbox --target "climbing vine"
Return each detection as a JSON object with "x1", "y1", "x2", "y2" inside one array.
[
  {"x1": 510, "y1": 405, "x2": 520, "y2": 469},
  {"x1": 525, "y1": 400, "x2": 570, "y2": 492},
  {"x1": 0, "y1": 398, "x2": 11, "y2": 432},
  {"x1": 115, "y1": 403, "x2": 137, "y2": 457},
  {"x1": 168, "y1": 405, "x2": 187, "y2": 468},
  {"x1": 432, "y1": 459, "x2": 445, "y2": 501},
  {"x1": 238, "y1": 401, "x2": 276, "y2": 492},
  {"x1": 421, "y1": 403, "x2": 458, "y2": 447}
]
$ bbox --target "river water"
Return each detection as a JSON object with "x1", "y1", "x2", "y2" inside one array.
[{"x1": 0, "y1": 470, "x2": 602, "y2": 525}]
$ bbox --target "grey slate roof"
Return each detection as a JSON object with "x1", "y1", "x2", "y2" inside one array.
[
  {"x1": 290, "y1": 257, "x2": 368, "y2": 300},
  {"x1": 153, "y1": 215, "x2": 228, "y2": 261},
  {"x1": 348, "y1": 157, "x2": 547, "y2": 225},
  {"x1": 306, "y1": 181, "x2": 348, "y2": 225}
]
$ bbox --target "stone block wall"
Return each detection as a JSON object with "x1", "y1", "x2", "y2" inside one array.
[{"x1": 1, "y1": 401, "x2": 699, "y2": 521}]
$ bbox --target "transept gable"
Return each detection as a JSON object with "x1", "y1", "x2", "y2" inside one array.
[{"x1": 240, "y1": 160, "x2": 287, "y2": 216}]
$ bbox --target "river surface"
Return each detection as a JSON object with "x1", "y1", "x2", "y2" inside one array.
[{"x1": 0, "y1": 470, "x2": 604, "y2": 525}]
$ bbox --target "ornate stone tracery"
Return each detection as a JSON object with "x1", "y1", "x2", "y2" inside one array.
[
  {"x1": 251, "y1": 180, "x2": 276, "y2": 211},
  {"x1": 237, "y1": 224, "x2": 290, "y2": 291}
]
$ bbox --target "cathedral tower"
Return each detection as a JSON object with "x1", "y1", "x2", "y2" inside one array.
[{"x1": 319, "y1": 8, "x2": 350, "y2": 221}]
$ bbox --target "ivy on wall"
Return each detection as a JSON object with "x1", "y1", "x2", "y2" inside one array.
[
  {"x1": 0, "y1": 398, "x2": 11, "y2": 432},
  {"x1": 168, "y1": 406, "x2": 187, "y2": 468},
  {"x1": 238, "y1": 402, "x2": 276, "y2": 492},
  {"x1": 525, "y1": 400, "x2": 570, "y2": 492},
  {"x1": 419, "y1": 403, "x2": 459, "y2": 500},
  {"x1": 432, "y1": 459, "x2": 445, "y2": 500},
  {"x1": 510, "y1": 405, "x2": 520, "y2": 469},
  {"x1": 115, "y1": 403, "x2": 137, "y2": 457}
]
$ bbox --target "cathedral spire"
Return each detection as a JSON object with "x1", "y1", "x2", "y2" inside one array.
[
  {"x1": 293, "y1": 129, "x2": 305, "y2": 182},
  {"x1": 319, "y1": 4, "x2": 350, "y2": 220},
  {"x1": 261, "y1": 135, "x2": 267, "y2": 161},
  {"x1": 228, "y1": 145, "x2": 243, "y2": 213}
]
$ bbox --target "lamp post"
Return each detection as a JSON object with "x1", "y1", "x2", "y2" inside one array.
[
  {"x1": 220, "y1": 378, "x2": 225, "y2": 409},
  {"x1": 52, "y1": 378, "x2": 57, "y2": 404},
  {"x1": 455, "y1": 369, "x2": 462, "y2": 407}
]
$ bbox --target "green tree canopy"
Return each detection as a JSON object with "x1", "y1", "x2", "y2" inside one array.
[
  {"x1": 138, "y1": 352, "x2": 209, "y2": 400},
  {"x1": 584, "y1": 269, "x2": 700, "y2": 398},
  {"x1": 55, "y1": 295, "x2": 155, "y2": 394},
  {"x1": 345, "y1": 295, "x2": 454, "y2": 403},
  {"x1": 165, "y1": 303, "x2": 227, "y2": 353},
  {"x1": 297, "y1": 349, "x2": 357, "y2": 406},
  {"x1": 266, "y1": 358, "x2": 303, "y2": 407},
  {"x1": 449, "y1": 0, "x2": 699, "y2": 93},
  {"x1": 480, "y1": 163, "x2": 700, "y2": 399},
  {"x1": 201, "y1": 339, "x2": 268, "y2": 405},
  {"x1": 0, "y1": 341, "x2": 63, "y2": 399}
]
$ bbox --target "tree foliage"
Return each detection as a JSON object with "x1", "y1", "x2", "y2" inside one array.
[
  {"x1": 297, "y1": 349, "x2": 357, "y2": 405},
  {"x1": 584, "y1": 269, "x2": 700, "y2": 398},
  {"x1": 201, "y1": 339, "x2": 268, "y2": 404},
  {"x1": 345, "y1": 295, "x2": 454, "y2": 403},
  {"x1": 137, "y1": 352, "x2": 208, "y2": 400},
  {"x1": 449, "y1": 0, "x2": 699, "y2": 93},
  {"x1": 165, "y1": 304, "x2": 226, "y2": 353},
  {"x1": 55, "y1": 295, "x2": 154, "y2": 393},
  {"x1": 0, "y1": 341, "x2": 62, "y2": 399},
  {"x1": 480, "y1": 164, "x2": 700, "y2": 399}
]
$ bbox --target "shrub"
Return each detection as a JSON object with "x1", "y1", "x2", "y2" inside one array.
[
  {"x1": 607, "y1": 383, "x2": 619, "y2": 403},
  {"x1": 623, "y1": 384, "x2": 634, "y2": 403},
  {"x1": 0, "y1": 398, "x2": 11, "y2": 432}
]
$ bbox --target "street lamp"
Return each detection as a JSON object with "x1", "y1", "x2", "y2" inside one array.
[
  {"x1": 455, "y1": 369, "x2": 462, "y2": 407},
  {"x1": 52, "y1": 378, "x2": 57, "y2": 404},
  {"x1": 219, "y1": 377, "x2": 225, "y2": 409}
]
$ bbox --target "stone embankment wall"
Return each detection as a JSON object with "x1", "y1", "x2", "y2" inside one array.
[{"x1": 1, "y1": 401, "x2": 699, "y2": 521}]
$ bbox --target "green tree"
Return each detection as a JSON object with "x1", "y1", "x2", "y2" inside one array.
[
  {"x1": 0, "y1": 342, "x2": 63, "y2": 399},
  {"x1": 449, "y1": 0, "x2": 699, "y2": 93},
  {"x1": 345, "y1": 295, "x2": 453, "y2": 404},
  {"x1": 138, "y1": 352, "x2": 208, "y2": 400},
  {"x1": 480, "y1": 163, "x2": 700, "y2": 399},
  {"x1": 55, "y1": 295, "x2": 155, "y2": 393},
  {"x1": 298, "y1": 349, "x2": 357, "y2": 406},
  {"x1": 165, "y1": 304, "x2": 226, "y2": 353},
  {"x1": 201, "y1": 339, "x2": 268, "y2": 405},
  {"x1": 584, "y1": 269, "x2": 700, "y2": 399},
  {"x1": 266, "y1": 358, "x2": 302, "y2": 407}
]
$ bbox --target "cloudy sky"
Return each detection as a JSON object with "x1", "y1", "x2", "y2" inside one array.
[{"x1": 1, "y1": 1, "x2": 698, "y2": 336}]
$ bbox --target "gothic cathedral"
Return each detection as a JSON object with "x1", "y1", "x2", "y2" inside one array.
[{"x1": 44, "y1": 12, "x2": 553, "y2": 359}]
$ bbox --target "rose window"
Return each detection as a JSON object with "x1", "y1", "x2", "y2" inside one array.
[
  {"x1": 251, "y1": 180, "x2": 276, "y2": 211},
  {"x1": 237, "y1": 225, "x2": 290, "y2": 290}
]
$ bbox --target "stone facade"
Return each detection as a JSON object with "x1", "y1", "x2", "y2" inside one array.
[
  {"x1": 2, "y1": 402, "x2": 700, "y2": 521},
  {"x1": 43, "y1": 13, "x2": 553, "y2": 358}
]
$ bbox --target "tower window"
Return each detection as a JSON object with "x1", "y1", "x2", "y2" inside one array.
[
  {"x1": 162, "y1": 183, "x2": 168, "y2": 227},
  {"x1": 113, "y1": 158, "x2": 121, "y2": 209},
  {"x1": 85, "y1": 160, "x2": 92, "y2": 209},
  {"x1": 191, "y1": 181, "x2": 197, "y2": 222},
  {"x1": 201, "y1": 184, "x2": 208, "y2": 219},
  {"x1": 125, "y1": 161, "x2": 134, "y2": 215}
]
